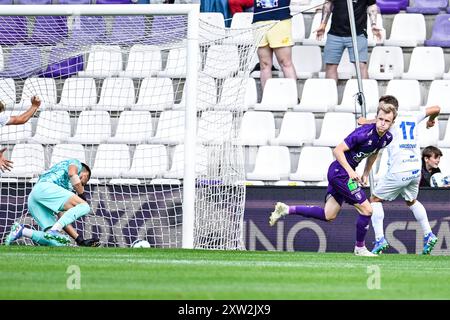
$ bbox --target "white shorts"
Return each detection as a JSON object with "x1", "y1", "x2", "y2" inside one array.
[{"x1": 372, "y1": 170, "x2": 421, "y2": 202}]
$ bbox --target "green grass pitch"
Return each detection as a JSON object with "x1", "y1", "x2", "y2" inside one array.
[{"x1": 1, "y1": 246, "x2": 450, "y2": 299}]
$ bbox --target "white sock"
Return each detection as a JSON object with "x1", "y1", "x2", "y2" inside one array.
[
  {"x1": 409, "y1": 201, "x2": 432, "y2": 236},
  {"x1": 371, "y1": 202, "x2": 385, "y2": 241},
  {"x1": 50, "y1": 222, "x2": 64, "y2": 232},
  {"x1": 22, "y1": 228, "x2": 33, "y2": 238}
]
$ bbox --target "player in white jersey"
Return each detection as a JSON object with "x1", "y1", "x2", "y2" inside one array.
[
  {"x1": 0, "y1": 96, "x2": 41, "y2": 172},
  {"x1": 359, "y1": 95, "x2": 440, "y2": 255}
]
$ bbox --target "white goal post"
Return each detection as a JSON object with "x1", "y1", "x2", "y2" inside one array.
[{"x1": 0, "y1": 4, "x2": 267, "y2": 249}]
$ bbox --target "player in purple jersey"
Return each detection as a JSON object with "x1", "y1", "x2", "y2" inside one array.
[{"x1": 269, "y1": 102, "x2": 398, "y2": 256}]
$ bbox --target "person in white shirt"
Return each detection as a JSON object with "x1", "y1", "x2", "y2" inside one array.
[
  {"x1": 358, "y1": 95, "x2": 440, "y2": 255},
  {"x1": 0, "y1": 96, "x2": 41, "y2": 172}
]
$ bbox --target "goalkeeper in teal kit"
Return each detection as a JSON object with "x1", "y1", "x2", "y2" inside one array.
[{"x1": 5, "y1": 159, "x2": 99, "y2": 247}]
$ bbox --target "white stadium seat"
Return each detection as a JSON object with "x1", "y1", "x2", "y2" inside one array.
[
  {"x1": 67, "y1": 111, "x2": 111, "y2": 144},
  {"x1": 78, "y1": 45, "x2": 123, "y2": 78},
  {"x1": 91, "y1": 77, "x2": 135, "y2": 112},
  {"x1": 384, "y1": 13, "x2": 426, "y2": 47},
  {"x1": 0, "y1": 78, "x2": 16, "y2": 109},
  {"x1": 203, "y1": 45, "x2": 240, "y2": 79},
  {"x1": 270, "y1": 112, "x2": 316, "y2": 147},
  {"x1": 292, "y1": 45, "x2": 322, "y2": 79},
  {"x1": 438, "y1": 121, "x2": 450, "y2": 148},
  {"x1": 29, "y1": 111, "x2": 71, "y2": 144},
  {"x1": 246, "y1": 146, "x2": 291, "y2": 181},
  {"x1": 91, "y1": 144, "x2": 130, "y2": 178},
  {"x1": 302, "y1": 12, "x2": 331, "y2": 46},
  {"x1": 313, "y1": 112, "x2": 356, "y2": 147},
  {"x1": 237, "y1": 111, "x2": 275, "y2": 146},
  {"x1": 291, "y1": 12, "x2": 305, "y2": 43},
  {"x1": 157, "y1": 47, "x2": 202, "y2": 78},
  {"x1": 215, "y1": 77, "x2": 257, "y2": 111},
  {"x1": 335, "y1": 79, "x2": 379, "y2": 113},
  {"x1": 132, "y1": 77, "x2": 174, "y2": 112},
  {"x1": 107, "y1": 111, "x2": 153, "y2": 144},
  {"x1": 417, "y1": 118, "x2": 440, "y2": 148},
  {"x1": 385, "y1": 80, "x2": 422, "y2": 111},
  {"x1": 15, "y1": 78, "x2": 57, "y2": 110},
  {"x1": 163, "y1": 144, "x2": 207, "y2": 179},
  {"x1": 290, "y1": 146, "x2": 333, "y2": 182},
  {"x1": 425, "y1": 80, "x2": 450, "y2": 114},
  {"x1": 54, "y1": 78, "x2": 97, "y2": 111},
  {"x1": 402, "y1": 47, "x2": 445, "y2": 81},
  {"x1": 225, "y1": 12, "x2": 254, "y2": 45},
  {"x1": 119, "y1": 45, "x2": 162, "y2": 78},
  {"x1": 197, "y1": 111, "x2": 233, "y2": 145},
  {"x1": 1, "y1": 144, "x2": 45, "y2": 178},
  {"x1": 199, "y1": 12, "x2": 226, "y2": 43},
  {"x1": 50, "y1": 144, "x2": 86, "y2": 166},
  {"x1": 295, "y1": 79, "x2": 338, "y2": 113},
  {"x1": 147, "y1": 110, "x2": 185, "y2": 145},
  {"x1": 174, "y1": 76, "x2": 217, "y2": 111},
  {"x1": 122, "y1": 144, "x2": 168, "y2": 179},
  {"x1": 254, "y1": 78, "x2": 298, "y2": 111},
  {"x1": 368, "y1": 46, "x2": 404, "y2": 80},
  {"x1": 0, "y1": 111, "x2": 32, "y2": 143}
]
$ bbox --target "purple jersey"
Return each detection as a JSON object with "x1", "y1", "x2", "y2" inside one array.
[
  {"x1": 326, "y1": 124, "x2": 393, "y2": 206},
  {"x1": 342, "y1": 123, "x2": 392, "y2": 170}
]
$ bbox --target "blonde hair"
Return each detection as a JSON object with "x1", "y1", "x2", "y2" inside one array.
[
  {"x1": 0, "y1": 101, "x2": 5, "y2": 113},
  {"x1": 377, "y1": 102, "x2": 398, "y2": 121}
]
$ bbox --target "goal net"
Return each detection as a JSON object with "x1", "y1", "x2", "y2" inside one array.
[{"x1": 0, "y1": 5, "x2": 270, "y2": 249}]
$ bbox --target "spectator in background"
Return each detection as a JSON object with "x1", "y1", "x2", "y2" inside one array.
[
  {"x1": 252, "y1": 0, "x2": 296, "y2": 90},
  {"x1": 201, "y1": 0, "x2": 232, "y2": 27},
  {"x1": 228, "y1": 0, "x2": 253, "y2": 16},
  {"x1": 420, "y1": 146, "x2": 448, "y2": 187},
  {"x1": 315, "y1": 0, "x2": 382, "y2": 81}
]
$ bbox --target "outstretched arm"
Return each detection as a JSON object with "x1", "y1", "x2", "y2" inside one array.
[
  {"x1": 69, "y1": 164, "x2": 85, "y2": 195},
  {"x1": 333, "y1": 141, "x2": 361, "y2": 183},
  {"x1": 367, "y1": 4, "x2": 382, "y2": 40},
  {"x1": 7, "y1": 96, "x2": 41, "y2": 125},
  {"x1": 425, "y1": 105, "x2": 440, "y2": 128},
  {"x1": 0, "y1": 147, "x2": 13, "y2": 172},
  {"x1": 362, "y1": 152, "x2": 378, "y2": 186},
  {"x1": 316, "y1": 0, "x2": 333, "y2": 40}
]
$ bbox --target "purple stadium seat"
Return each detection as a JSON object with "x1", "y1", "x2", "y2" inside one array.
[
  {"x1": 17, "y1": 0, "x2": 51, "y2": 3},
  {"x1": 0, "y1": 45, "x2": 42, "y2": 79},
  {"x1": 377, "y1": 0, "x2": 409, "y2": 14},
  {"x1": 95, "y1": 0, "x2": 133, "y2": 3},
  {"x1": 28, "y1": 16, "x2": 68, "y2": 46},
  {"x1": 0, "y1": 0, "x2": 13, "y2": 4},
  {"x1": 0, "y1": 16, "x2": 27, "y2": 46},
  {"x1": 407, "y1": 0, "x2": 448, "y2": 14},
  {"x1": 59, "y1": 0, "x2": 91, "y2": 3},
  {"x1": 107, "y1": 16, "x2": 146, "y2": 45},
  {"x1": 147, "y1": 15, "x2": 187, "y2": 45},
  {"x1": 448, "y1": 6, "x2": 450, "y2": 13},
  {"x1": 67, "y1": 16, "x2": 106, "y2": 45},
  {"x1": 425, "y1": 14, "x2": 450, "y2": 47},
  {"x1": 39, "y1": 47, "x2": 84, "y2": 79}
]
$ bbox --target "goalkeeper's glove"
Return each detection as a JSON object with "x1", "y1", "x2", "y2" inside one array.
[
  {"x1": 75, "y1": 235, "x2": 101, "y2": 247},
  {"x1": 77, "y1": 193, "x2": 87, "y2": 201}
]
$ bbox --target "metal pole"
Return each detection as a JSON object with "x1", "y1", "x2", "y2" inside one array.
[{"x1": 346, "y1": 0, "x2": 375, "y2": 190}]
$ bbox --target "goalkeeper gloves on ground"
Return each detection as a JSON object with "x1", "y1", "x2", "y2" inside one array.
[{"x1": 75, "y1": 235, "x2": 101, "y2": 247}]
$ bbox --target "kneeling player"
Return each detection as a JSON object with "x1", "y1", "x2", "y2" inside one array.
[
  {"x1": 269, "y1": 102, "x2": 397, "y2": 256},
  {"x1": 5, "y1": 159, "x2": 99, "y2": 247}
]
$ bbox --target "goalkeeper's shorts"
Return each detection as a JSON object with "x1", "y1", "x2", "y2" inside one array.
[{"x1": 28, "y1": 182, "x2": 74, "y2": 231}]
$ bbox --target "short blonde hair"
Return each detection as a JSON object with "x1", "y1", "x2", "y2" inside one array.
[
  {"x1": 377, "y1": 103, "x2": 398, "y2": 121},
  {"x1": 0, "y1": 101, "x2": 5, "y2": 113}
]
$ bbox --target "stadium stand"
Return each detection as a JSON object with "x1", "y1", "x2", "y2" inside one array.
[
  {"x1": 0, "y1": 144, "x2": 45, "y2": 179},
  {"x1": 367, "y1": 46, "x2": 404, "y2": 80},
  {"x1": 146, "y1": 110, "x2": 185, "y2": 145},
  {"x1": 385, "y1": 79, "x2": 422, "y2": 111},
  {"x1": 54, "y1": 77, "x2": 97, "y2": 111},
  {"x1": 269, "y1": 112, "x2": 316, "y2": 147},
  {"x1": 0, "y1": 45, "x2": 41, "y2": 78},
  {"x1": 438, "y1": 122, "x2": 450, "y2": 148},
  {"x1": 224, "y1": 12, "x2": 253, "y2": 45},
  {"x1": 66, "y1": 110, "x2": 111, "y2": 144},
  {"x1": 425, "y1": 80, "x2": 450, "y2": 114},
  {"x1": 16, "y1": 78, "x2": 57, "y2": 110},
  {"x1": 199, "y1": 12, "x2": 226, "y2": 43},
  {"x1": 215, "y1": 77, "x2": 257, "y2": 111},
  {"x1": 0, "y1": 16, "x2": 27, "y2": 45},
  {"x1": 39, "y1": 47, "x2": 84, "y2": 79},
  {"x1": 133, "y1": 77, "x2": 175, "y2": 112},
  {"x1": 197, "y1": 111, "x2": 233, "y2": 145},
  {"x1": 107, "y1": 15, "x2": 146, "y2": 46},
  {"x1": 203, "y1": 44, "x2": 240, "y2": 79},
  {"x1": 237, "y1": 111, "x2": 275, "y2": 146},
  {"x1": 291, "y1": 12, "x2": 305, "y2": 44},
  {"x1": 406, "y1": 0, "x2": 448, "y2": 14},
  {"x1": 107, "y1": 111, "x2": 153, "y2": 144},
  {"x1": 29, "y1": 111, "x2": 71, "y2": 144},
  {"x1": 122, "y1": 144, "x2": 168, "y2": 179},
  {"x1": 294, "y1": 79, "x2": 337, "y2": 112},
  {"x1": 118, "y1": 45, "x2": 162, "y2": 78},
  {"x1": 50, "y1": 144, "x2": 86, "y2": 166},
  {"x1": 377, "y1": 0, "x2": 409, "y2": 14},
  {"x1": 289, "y1": 146, "x2": 333, "y2": 184},
  {"x1": 384, "y1": 13, "x2": 426, "y2": 47},
  {"x1": 67, "y1": 16, "x2": 106, "y2": 45},
  {"x1": 91, "y1": 77, "x2": 135, "y2": 112},
  {"x1": 0, "y1": 111, "x2": 32, "y2": 143},
  {"x1": 313, "y1": 112, "x2": 356, "y2": 147},
  {"x1": 401, "y1": 46, "x2": 445, "y2": 80},
  {"x1": 254, "y1": 78, "x2": 298, "y2": 111},
  {"x1": 246, "y1": 146, "x2": 291, "y2": 182},
  {"x1": 335, "y1": 79, "x2": 379, "y2": 113},
  {"x1": 90, "y1": 144, "x2": 130, "y2": 179},
  {"x1": 0, "y1": 78, "x2": 16, "y2": 109},
  {"x1": 291, "y1": 45, "x2": 322, "y2": 79},
  {"x1": 78, "y1": 45, "x2": 123, "y2": 78},
  {"x1": 425, "y1": 14, "x2": 450, "y2": 47},
  {"x1": 28, "y1": 16, "x2": 68, "y2": 46}
]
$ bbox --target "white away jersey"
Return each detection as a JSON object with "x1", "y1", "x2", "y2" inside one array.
[
  {"x1": 0, "y1": 113, "x2": 10, "y2": 127},
  {"x1": 386, "y1": 110, "x2": 427, "y2": 173}
]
